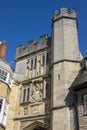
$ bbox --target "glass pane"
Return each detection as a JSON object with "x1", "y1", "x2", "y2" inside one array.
[
  {"x1": 46, "y1": 53, "x2": 49, "y2": 64},
  {"x1": 35, "y1": 58, "x2": 37, "y2": 68},
  {"x1": 31, "y1": 59, "x2": 33, "y2": 69},
  {"x1": 27, "y1": 88, "x2": 30, "y2": 101},
  {"x1": 0, "y1": 98, "x2": 3, "y2": 111},
  {"x1": 83, "y1": 95, "x2": 87, "y2": 115},
  {"x1": 42, "y1": 55, "x2": 45, "y2": 65},
  {"x1": 5, "y1": 72, "x2": 7, "y2": 77},
  {"x1": 46, "y1": 83, "x2": 49, "y2": 98},
  {"x1": 2, "y1": 101, "x2": 8, "y2": 126},
  {"x1": 2, "y1": 70, "x2": 4, "y2": 75},
  {"x1": 23, "y1": 89, "x2": 26, "y2": 102},
  {"x1": 0, "y1": 68, "x2": 8, "y2": 81}
]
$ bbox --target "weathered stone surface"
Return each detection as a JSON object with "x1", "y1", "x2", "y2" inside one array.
[{"x1": 1, "y1": 7, "x2": 86, "y2": 130}]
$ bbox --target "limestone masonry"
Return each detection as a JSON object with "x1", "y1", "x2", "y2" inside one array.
[{"x1": 0, "y1": 7, "x2": 87, "y2": 130}]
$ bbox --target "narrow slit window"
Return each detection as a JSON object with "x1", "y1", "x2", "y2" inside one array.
[
  {"x1": 27, "y1": 88, "x2": 30, "y2": 101},
  {"x1": 42, "y1": 55, "x2": 45, "y2": 65},
  {"x1": 23, "y1": 89, "x2": 26, "y2": 102},
  {"x1": 34, "y1": 58, "x2": 37, "y2": 69},
  {"x1": 31, "y1": 59, "x2": 33, "y2": 69},
  {"x1": 58, "y1": 74, "x2": 60, "y2": 80},
  {"x1": 46, "y1": 53, "x2": 49, "y2": 64}
]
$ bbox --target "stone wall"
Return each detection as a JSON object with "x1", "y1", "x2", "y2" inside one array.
[
  {"x1": 6, "y1": 80, "x2": 21, "y2": 130},
  {"x1": 15, "y1": 34, "x2": 51, "y2": 60},
  {"x1": 15, "y1": 48, "x2": 50, "y2": 82},
  {"x1": 0, "y1": 81, "x2": 10, "y2": 101},
  {"x1": 77, "y1": 88, "x2": 87, "y2": 130},
  {"x1": 51, "y1": 7, "x2": 81, "y2": 130}
]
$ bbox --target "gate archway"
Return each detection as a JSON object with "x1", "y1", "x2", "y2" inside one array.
[{"x1": 23, "y1": 121, "x2": 50, "y2": 130}]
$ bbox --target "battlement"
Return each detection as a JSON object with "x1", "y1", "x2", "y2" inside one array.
[
  {"x1": 52, "y1": 7, "x2": 76, "y2": 21},
  {"x1": 15, "y1": 34, "x2": 51, "y2": 60}
]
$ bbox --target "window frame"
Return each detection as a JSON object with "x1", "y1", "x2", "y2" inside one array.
[
  {"x1": 0, "y1": 97, "x2": 8, "y2": 126},
  {"x1": 83, "y1": 94, "x2": 87, "y2": 116},
  {"x1": 43, "y1": 79, "x2": 50, "y2": 99},
  {"x1": 0, "y1": 67, "x2": 10, "y2": 84},
  {"x1": 34, "y1": 57, "x2": 37, "y2": 69},
  {"x1": 21, "y1": 84, "x2": 30, "y2": 103},
  {"x1": 31, "y1": 59, "x2": 33, "y2": 70},
  {"x1": 46, "y1": 53, "x2": 49, "y2": 64},
  {"x1": 41, "y1": 54, "x2": 45, "y2": 66},
  {"x1": 0, "y1": 98, "x2": 3, "y2": 114},
  {"x1": 2, "y1": 101, "x2": 8, "y2": 126},
  {"x1": 46, "y1": 83, "x2": 50, "y2": 98}
]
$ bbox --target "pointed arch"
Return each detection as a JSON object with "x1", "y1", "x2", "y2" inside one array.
[{"x1": 23, "y1": 121, "x2": 50, "y2": 130}]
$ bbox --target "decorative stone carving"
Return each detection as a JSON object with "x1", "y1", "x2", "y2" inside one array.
[
  {"x1": 31, "y1": 103, "x2": 42, "y2": 114},
  {"x1": 24, "y1": 107, "x2": 28, "y2": 115},
  {"x1": 19, "y1": 106, "x2": 24, "y2": 116},
  {"x1": 30, "y1": 82, "x2": 43, "y2": 102}
]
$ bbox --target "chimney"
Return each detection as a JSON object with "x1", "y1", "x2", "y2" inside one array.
[{"x1": 0, "y1": 41, "x2": 7, "y2": 58}]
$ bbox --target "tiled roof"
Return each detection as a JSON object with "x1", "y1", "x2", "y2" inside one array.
[{"x1": 70, "y1": 70, "x2": 87, "y2": 91}]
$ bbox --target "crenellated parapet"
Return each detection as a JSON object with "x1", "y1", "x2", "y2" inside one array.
[
  {"x1": 52, "y1": 7, "x2": 76, "y2": 22},
  {"x1": 15, "y1": 34, "x2": 51, "y2": 60}
]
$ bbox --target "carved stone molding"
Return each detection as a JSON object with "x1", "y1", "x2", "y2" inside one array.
[{"x1": 31, "y1": 103, "x2": 42, "y2": 115}]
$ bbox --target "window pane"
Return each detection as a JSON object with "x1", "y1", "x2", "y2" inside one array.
[
  {"x1": 42, "y1": 55, "x2": 45, "y2": 65},
  {"x1": 5, "y1": 72, "x2": 7, "y2": 77},
  {"x1": 27, "y1": 88, "x2": 30, "y2": 101},
  {"x1": 46, "y1": 53, "x2": 49, "y2": 64},
  {"x1": 0, "y1": 98, "x2": 3, "y2": 112},
  {"x1": 34, "y1": 58, "x2": 37, "y2": 68},
  {"x1": 46, "y1": 83, "x2": 49, "y2": 98},
  {"x1": 84, "y1": 100, "x2": 87, "y2": 115},
  {"x1": 31, "y1": 59, "x2": 33, "y2": 69},
  {"x1": 2, "y1": 101, "x2": 8, "y2": 126},
  {"x1": 2, "y1": 70, "x2": 4, "y2": 75},
  {"x1": 83, "y1": 95, "x2": 87, "y2": 115},
  {"x1": 0, "y1": 68, "x2": 8, "y2": 82},
  {"x1": 23, "y1": 89, "x2": 26, "y2": 102}
]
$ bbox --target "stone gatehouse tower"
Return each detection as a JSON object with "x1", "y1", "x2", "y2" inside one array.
[
  {"x1": 0, "y1": 7, "x2": 87, "y2": 130},
  {"x1": 51, "y1": 8, "x2": 80, "y2": 130}
]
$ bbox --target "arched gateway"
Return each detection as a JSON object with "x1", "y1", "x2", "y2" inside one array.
[{"x1": 23, "y1": 121, "x2": 50, "y2": 130}]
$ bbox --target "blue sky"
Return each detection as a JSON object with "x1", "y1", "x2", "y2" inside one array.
[{"x1": 0, "y1": 0, "x2": 87, "y2": 68}]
